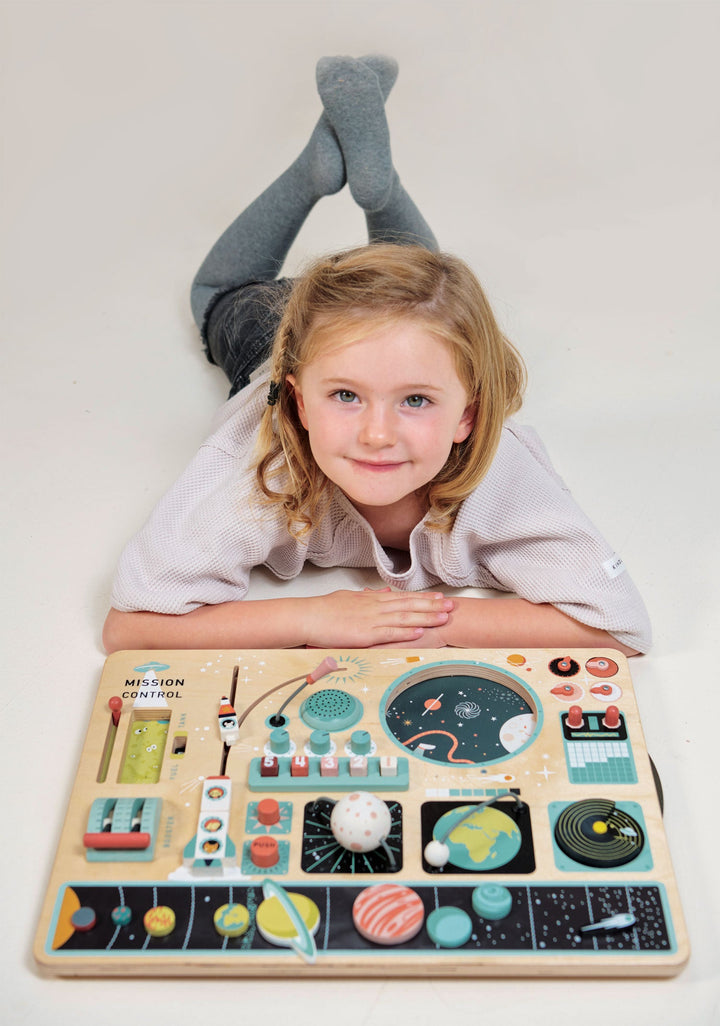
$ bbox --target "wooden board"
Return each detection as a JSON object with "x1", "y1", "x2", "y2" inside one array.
[{"x1": 33, "y1": 648, "x2": 689, "y2": 977}]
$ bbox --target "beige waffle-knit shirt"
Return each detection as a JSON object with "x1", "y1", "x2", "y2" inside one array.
[{"x1": 111, "y1": 371, "x2": 651, "y2": 652}]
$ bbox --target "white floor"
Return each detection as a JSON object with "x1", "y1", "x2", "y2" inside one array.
[{"x1": 3, "y1": 1, "x2": 719, "y2": 1022}]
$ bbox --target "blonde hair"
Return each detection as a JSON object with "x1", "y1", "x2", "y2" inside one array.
[{"x1": 255, "y1": 243, "x2": 526, "y2": 536}]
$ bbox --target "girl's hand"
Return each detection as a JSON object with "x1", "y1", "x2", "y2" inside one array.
[
  {"x1": 368, "y1": 625, "x2": 450, "y2": 649},
  {"x1": 302, "y1": 589, "x2": 454, "y2": 649}
]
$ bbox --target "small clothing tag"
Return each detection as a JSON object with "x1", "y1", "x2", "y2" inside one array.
[{"x1": 602, "y1": 554, "x2": 626, "y2": 579}]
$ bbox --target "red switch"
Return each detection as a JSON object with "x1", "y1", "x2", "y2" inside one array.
[
  {"x1": 250, "y1": 836, "x2": 279, "y2": 868},
  {"x1": 257, "y1": 798, "x2": 280, "y2": 826},
  {"x1": 567, "y1": 705, "x2": 584, "y2": 730},
  {"x1": 603, "y1": 705, "x2": 620, "y2": 729}
]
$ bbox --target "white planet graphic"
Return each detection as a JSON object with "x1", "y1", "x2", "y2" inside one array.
[
  {"x1": 499, "y1": 713, "x2": 536, "y2": 753},
  {"x1": 330, "y1": 791, "x2": 392, "y2": 853}
]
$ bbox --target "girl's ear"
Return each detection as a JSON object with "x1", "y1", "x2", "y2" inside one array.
[
  {"x1": 453, "y1": 403, "x2": 477, "y2": 444},
  {"x1": 285, "y1": 374, "x2": 309, "y2": 429}
]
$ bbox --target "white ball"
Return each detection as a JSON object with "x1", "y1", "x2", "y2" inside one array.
[
  {"x1": 330, "y1": 791, "x2": 392, "y2": 853},
  {"x1": 424, "y1": 840, "x2": 450, "y2": 867}
]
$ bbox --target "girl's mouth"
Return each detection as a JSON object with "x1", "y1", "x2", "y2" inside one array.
[{"x1": 351, "y1": 459, "x2": 405, "y2": 471}]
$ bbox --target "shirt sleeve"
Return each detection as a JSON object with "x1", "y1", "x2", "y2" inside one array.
[
  {"x1": 110, "y1": 443, "x2": 271, "y2": 614},
  {"x1": 458, "y1": 423, "x2": 652, "y2": 653}
]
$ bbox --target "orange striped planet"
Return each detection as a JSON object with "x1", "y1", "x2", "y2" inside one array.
[{"x1": 352, "y1": 884, "x2": 425, "y2": 945}]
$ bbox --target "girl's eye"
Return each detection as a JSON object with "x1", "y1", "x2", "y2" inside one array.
[
  {"x1": 334, "y1": 390, "x2": 357, "y2": 403},
  {"x1": 404, "y1": 394, "x2": 429, "y2": 408}
]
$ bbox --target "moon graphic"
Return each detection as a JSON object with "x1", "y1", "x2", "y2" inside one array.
[{"x1": 499, "y1": 713, "x2": 536, "y2": 753}]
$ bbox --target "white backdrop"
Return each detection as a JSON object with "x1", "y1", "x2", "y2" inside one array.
[{"x1": 2, "y1": 2, "x2": 718, "y2": 1023}]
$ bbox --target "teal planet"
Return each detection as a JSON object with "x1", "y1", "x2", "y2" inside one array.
[{"x1": 434, "y1": 806, "x2": 521, "y2": 871}]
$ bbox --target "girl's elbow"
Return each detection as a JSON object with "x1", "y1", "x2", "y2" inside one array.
[{"x1": 102, "y1": 608, "x2": 136, "y2": 654}]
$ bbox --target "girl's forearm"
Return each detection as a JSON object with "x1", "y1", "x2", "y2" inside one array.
[
  {"x1": 103, "y1": 594, "x2": 637, "y2": 656},
  {"x1": 102, "y1": 589, "x2": 455, "y2": 653},
  {"x1": 436, "y1": 596, "x2": 639, "y2": 656},
  {"x1": 103, "y1": 600, "x2": 312, "y2": 653}
]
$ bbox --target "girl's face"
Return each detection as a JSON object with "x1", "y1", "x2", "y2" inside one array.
[{"x1": 287, "y1": 320, "x2": 475, "y2": 527}]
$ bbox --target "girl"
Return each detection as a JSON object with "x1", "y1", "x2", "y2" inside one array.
[{"x1": 103, "y1": 56, "x2": 650, "y2": 657}]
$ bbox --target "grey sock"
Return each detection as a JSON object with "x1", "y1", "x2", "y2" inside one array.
[
  {"x1": 316, "y1": 56, "x2": 394, "y2": 212},
  {"x1": 359, "y1": 54, "x2": 399, "y2": 97},
  {"x1": 300, "y1": 115, "x2": 345, "y2": 200},
  {"x1": 304, "y1": 55, "x2": 397, "y2": 199}
]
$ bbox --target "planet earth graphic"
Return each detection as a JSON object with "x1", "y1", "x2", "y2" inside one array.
[{"x1": 433, "y1": 805, "x2": 521, "y2": 871}]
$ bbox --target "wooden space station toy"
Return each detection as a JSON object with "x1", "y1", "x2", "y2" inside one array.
[{"x1": 34, "y1": 648, "x2": 689, "y2": 977}]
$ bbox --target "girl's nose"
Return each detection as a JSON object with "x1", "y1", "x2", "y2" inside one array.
[{"x1": 358, "y1": 403, "x2": 395, "y2": 447}]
